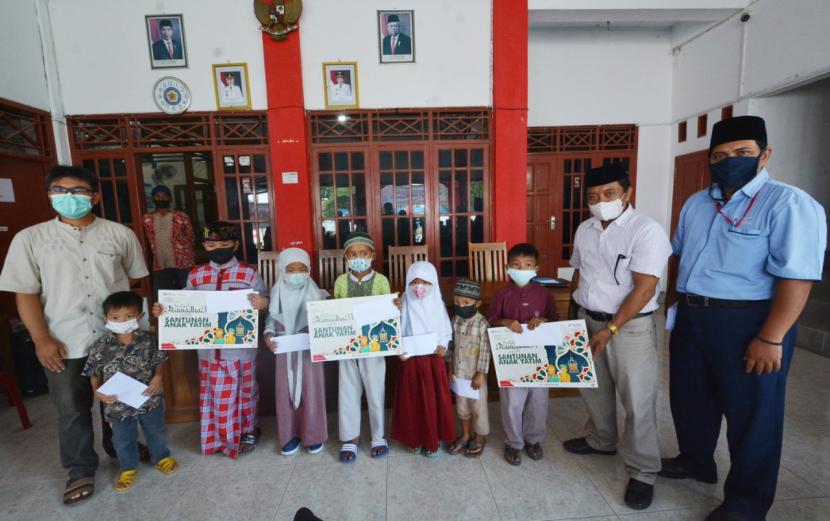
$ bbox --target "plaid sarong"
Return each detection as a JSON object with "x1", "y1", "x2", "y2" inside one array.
[{"x1": 198, "y1": 357, "x2": 259, "y2": 458}]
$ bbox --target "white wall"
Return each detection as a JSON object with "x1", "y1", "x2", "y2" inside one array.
[
  {"x1": 0, "y1": 0, "x2": 50, "y2": 110},
  {"x1": 529, "y1": 28, "x2": 672, "y2": 126},
  {"x1": 47, "y1": 0, "x2": 268, "y2": 114},
  {"x1": 671, "y1": 0, "x2": 830, "y2": 123},
  {"x1": 300, "y1": 0, "x2": 491, "y2": 110}
]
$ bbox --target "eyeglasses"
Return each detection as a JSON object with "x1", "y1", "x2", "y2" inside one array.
[{"x1": 48, "y1": 186, "x2": 96, "y2": 196}]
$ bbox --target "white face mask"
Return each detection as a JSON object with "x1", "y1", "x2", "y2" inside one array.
[
  {"x1": 588, "y1": 198, "x2": 625, "y2": 222},
  {"x1": 105, "y1": 319, "x2": 139, "y2": 335}
]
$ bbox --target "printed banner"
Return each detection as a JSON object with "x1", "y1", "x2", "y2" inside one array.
[
  {"x1": 488, "y1": 319, "x2": 597, "y2": 388},
  {"x1": 158, "y1": 290, "x2": 258, "y2": 350},
  {"x1": 307, "y1": 295, "x2": 402, "y2": 361}
]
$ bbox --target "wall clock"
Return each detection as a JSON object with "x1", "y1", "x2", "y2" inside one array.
[{"x1": 153, "y1": 76, "x2": 191, "y2": 114}]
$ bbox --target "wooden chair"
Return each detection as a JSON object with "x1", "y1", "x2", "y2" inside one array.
[
  {"x1": 387, "y1": 245, "x2": 428, "y2": 289},
  {"x1": 317, "y1": 249, "x2": 347, "y2": 291},
  {"x1": 468, "y1": 241, "x2": 508, "y2": 282},
  {"x1": 257, "y1": 251, "x2": 281, "y2": 290}
]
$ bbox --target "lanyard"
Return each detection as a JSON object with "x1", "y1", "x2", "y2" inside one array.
[{"x1": 716, "y1": 193, "x2": 758, "y2": 229}]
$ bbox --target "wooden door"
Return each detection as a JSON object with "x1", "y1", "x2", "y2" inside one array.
[
  {"x1": 670, "y1": 150, "x2": 710, "y2": 236},
  {"x1": 526, "y1": 155, "x2": 562, "y2": 277},
  {"x1": 0, "y1": 156, "x2": 52, "y2": 318}
]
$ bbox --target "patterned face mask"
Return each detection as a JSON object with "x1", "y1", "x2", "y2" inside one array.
[{"x1": 410, "y1": 283, "x2": 432, "y2": 300}]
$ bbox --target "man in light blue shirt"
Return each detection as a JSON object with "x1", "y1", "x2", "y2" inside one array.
[{"x1": 662, "y1": 116, "x2": 827, "y2": 521}]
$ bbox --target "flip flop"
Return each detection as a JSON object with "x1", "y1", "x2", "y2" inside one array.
[
  {"x1": 239, "y1": 427, "x2": 262, "y2": 455},
  {"x1": 64, "y1": 475, "x2": 95, "y2": 504},
  {"x1": 464, "y1": 440, "x2": 486, "y2": 458},
  {"x1": 370, "y1": 439, "x2": 389, "y2": 459},
  {"x1": 447, "y1": 437, "x2": 469, "y2": 455},
  {"x1": 339, "y1": 442, "x2": 359, "y2": 463}
]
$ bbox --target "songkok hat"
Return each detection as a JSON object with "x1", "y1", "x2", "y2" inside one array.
[
  {"x1": 387, "y1": 14, "x2": 400, "y2": 23},
  {"x1": 151, "y1": 185, "x2": 171, "y2": 197},
  {"x1": 203, "y1": 221, "x2": 238, "y2": 241},
  {"x1": 454, "y1": 278, "x2": 481, "y2": 300},
  {"x1": 585, "y1": 162, "x2": 628, "y2": 188},
  {"x1": 343, "y1": 231, "x2": 375, "y2": 251},
  {"x1": 710, "y1": 115, "x2": 767, "y2": 150}
]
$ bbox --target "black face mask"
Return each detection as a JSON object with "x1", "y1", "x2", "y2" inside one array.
[
  {"x1": 153, "y1": 199, "x2": 171, "y2": 209},
  {"x1": 709, "y1": 154, "x2": 761, "y2": 199},
  {"x1": 205, "y1": 247, "x2": 236, "y2": 265},
  {"x1": 454, "y1": 304, "x2": 477, "y2": 319}
]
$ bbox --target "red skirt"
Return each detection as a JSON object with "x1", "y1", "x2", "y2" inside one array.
[{"x1": 391, "y1": 354, "x2": 456, "y2": 452}]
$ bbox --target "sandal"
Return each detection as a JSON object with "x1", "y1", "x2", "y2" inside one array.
[
  {"x1": 154, "y1": 456, "x2": 178, "y2": 475},
  {"x1": 448, "y1": 437, "x2": 469, "y2": 455},
  {"x1": 239, "y1": 427, "x2": 261, "y2": 455},
  {"x1": 464, "y1": 440, "x2": 486, "y2": 458},
  {"x1": 339, "y1": 442, "x2": 359, "y2": 463},
  {"x1": 423, "y1": 442, "x2": 441, "y2": 459},
  {"x1": 504, "y1": 446, "x2": 522, "y2": 466},
  {"x1": 370, "y1": 439, "x2": 389, "y2": 459},
  {"x1": 525, "y1": 443, "x2": 544, "y2": 461},
  {"x1": 115, "y1": 470, "x2": 137, "y2": 492},
  {"x1": 63, "y1": 475, "x2": 95, "y2": 504}
]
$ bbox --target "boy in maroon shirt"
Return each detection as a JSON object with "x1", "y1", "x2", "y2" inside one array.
[{"x1": 487, "y1": 243, "x2": 558, "y2": 465}]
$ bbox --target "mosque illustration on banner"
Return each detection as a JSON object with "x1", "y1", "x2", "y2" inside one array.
[
  {"x1": 517, "y1": 327, "x2": 595, "y2": 385},
  {"x1": 333, "y1": 318, "x2": 401, "y2": 355},
  {"x1": 184, "y1": 309, "x2": 257, "y2": 346}
]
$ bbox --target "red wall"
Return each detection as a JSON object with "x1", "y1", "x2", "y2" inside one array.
[
  {"x1": 492, "y1": 0, "x2": 529, "y2": 248},
  {"x1": 262, "y1": 30, "x2": 315, "y2": 254}
]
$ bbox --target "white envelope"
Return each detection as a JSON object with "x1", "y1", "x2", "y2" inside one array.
[
  {"x1": 204, "y1": 289, "x2": 255, "y2": 313},
  {"x1": 352, "y1": 293, "x2": 400, "y2": 328},
  {"x1": 402, "y1": 332, "x2": 437, "y2": 356},
  {"x1": 450, "y1": 378, "x2": 479, "y2": 400},
  {"x1": 97, "y1": 372, "x2": 150, "y2": 410},
  {"x1": 513, "y1": 322, "x2": 562, "y2": 347},
  {"x1": 271, "y1": 333, "x2": 310, "y2": 354},
  {"x1": 665, "y1": 302, "x2": 678, "y2": 331}
]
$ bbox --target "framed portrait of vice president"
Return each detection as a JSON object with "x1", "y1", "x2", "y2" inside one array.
[{"x1": 377, "y1": 10, "x2": 415, "y2": 63}]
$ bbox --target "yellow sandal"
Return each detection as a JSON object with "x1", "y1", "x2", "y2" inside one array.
[
  {"x1": 115, "y1": 470, "x2": 137, "y2": 492},
  {"x1": 154, "y1": 456, "x2": 178, "y2": 475}
]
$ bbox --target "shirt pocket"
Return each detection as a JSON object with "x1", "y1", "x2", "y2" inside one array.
[
  {"x1": 726, "y1": 227, "x2": 763, "y2": 238},
  {"x1": 95, "y1": 250, "x2": 126, "y2": 284}
]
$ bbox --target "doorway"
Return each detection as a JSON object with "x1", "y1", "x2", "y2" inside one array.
[{"x1": 526, "y1": 125, "x2": 638, "y2": 277}]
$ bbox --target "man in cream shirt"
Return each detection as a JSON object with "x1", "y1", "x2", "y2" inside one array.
[
  {"x1": 564, "y1": 162, "x2": 672, "y2": 510},
  {"x1": 0, "y1": 165, "x2": 148, "y2": 505}
]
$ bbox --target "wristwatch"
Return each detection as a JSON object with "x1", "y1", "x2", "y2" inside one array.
[{"x1": 607, "y1": 322, "x2": 620, "y2": 335}]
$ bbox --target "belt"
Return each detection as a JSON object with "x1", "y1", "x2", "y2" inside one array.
[
  {"x1": 583, "y1": 308, "x2": 653, "y2": 322},
  {"x1": 681, "y1": 294, "x2": 771, "y2": 308}
]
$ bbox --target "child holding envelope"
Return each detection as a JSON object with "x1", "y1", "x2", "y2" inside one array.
[
  {"x1": 391, "y1": 261, "x2": 455, "y2": 458},
  {"x1": 447, "y1": 279, "x2": 492, "y2": 458},
  {"x1": 264, "y1": 248, "x2": 328, "y2": 456}
]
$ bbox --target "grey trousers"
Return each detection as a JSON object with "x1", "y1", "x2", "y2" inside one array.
[
  {"x1": 338, "y1": 357, "x2": 386, "y2": 443},
  {"x1": 579, "y1": 311, "x2": 661, "y2": 484},
  {"x1": 44, "y1": 357, "x2": 99, "y2": 480},
  {"x1": 500, "y1": 387, "x2": 549, "y2": 450}
]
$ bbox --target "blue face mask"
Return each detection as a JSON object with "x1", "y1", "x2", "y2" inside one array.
[
  {"x1": 50, "y1": 194, "x2": 93, "y2": 219},
  {"x1": 348, "y1": 257, "x2": 372, "y2": 273},
  {"x1": 507, "y1": 268, "x2": 536, "y2": 287},
  {"x1": 285, "y1": 273, "x2": 308, "y2": 289},
  {"x1": 709, "y1": 155, "x2": 761, "y2": 196}
]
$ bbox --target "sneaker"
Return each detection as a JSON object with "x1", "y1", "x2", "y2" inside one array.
[
  {"x1": 281, "y1": 437, "x2": 302, "y2": 456},
  {"x1": 307, "y1": 443, "x2": 325, "y2": 455}
]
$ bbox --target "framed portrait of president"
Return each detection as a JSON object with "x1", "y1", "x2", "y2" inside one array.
[
  {"x1": 377, "y1": 10, "x2": 415, "y2": 63},
  {"x1": 145, "y1": 14, "x2": 188, "y2": 69}
]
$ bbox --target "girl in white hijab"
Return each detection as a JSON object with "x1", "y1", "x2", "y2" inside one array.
[
  {"x1": 264, "y1": 248, "x2": 328, "y2": 456},
  {"x1": 391, "y1": 261, "x2": 456, "y2": 457}
]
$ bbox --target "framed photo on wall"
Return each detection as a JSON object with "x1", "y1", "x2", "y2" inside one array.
[
  {"x1": 212, "y1": 63, "x2": 252, "y2": 110},
  {"x1": 145, "y1": 14, "x2": 188, "y2": 68},
  {"x1": 377, "y1": 10, "x2": 415, "y2": 63},
  {"x1": 322, "y1": 62, "x2": 359, "y2": 109}
]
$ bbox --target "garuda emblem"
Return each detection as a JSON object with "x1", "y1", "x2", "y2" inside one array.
[{"x1": 254, "y1": 0, "x2": 302, "y2": 41}]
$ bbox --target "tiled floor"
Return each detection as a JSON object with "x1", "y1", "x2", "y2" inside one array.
[{"x1": 2, "y1": 316, "x2": 829, "y2": 521}]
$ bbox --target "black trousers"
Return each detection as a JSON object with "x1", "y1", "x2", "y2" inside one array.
[{"x1": 669, "y1": 301, "x2": 795, "y2": 520}]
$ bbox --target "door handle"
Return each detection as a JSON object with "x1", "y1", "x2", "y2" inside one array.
[{"x1": 550, "y1": 215, "x2": 557, "y2": 231}]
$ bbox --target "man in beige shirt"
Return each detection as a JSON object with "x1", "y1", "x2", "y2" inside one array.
[{"x1": 0, "y1": 165, "x2": 148, "y2": 505}]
